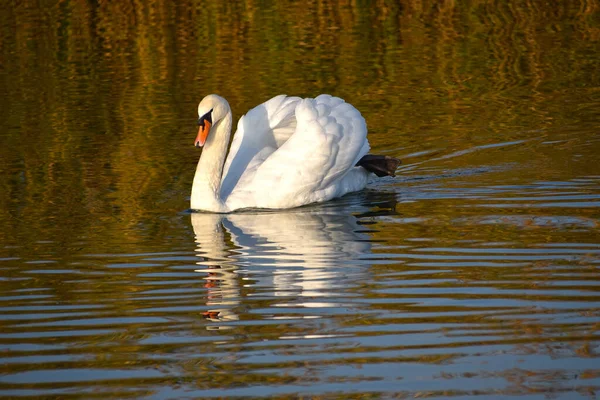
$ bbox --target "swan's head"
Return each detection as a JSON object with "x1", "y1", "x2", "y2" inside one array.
[{"x1": 195, "y1": 94, "x2": 230, "y2": 148}]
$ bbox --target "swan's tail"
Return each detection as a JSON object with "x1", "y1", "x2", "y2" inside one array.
[{"x1": 356, "y1": 155, "x2": 401, "y2": 177}]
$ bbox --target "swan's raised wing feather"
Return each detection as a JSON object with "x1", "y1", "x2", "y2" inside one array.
[
  {"x1": 220, "y1": 95, "x2": 300, "y2": 199},
  {"x1": 241, "y1": 95, "x2": 369, "y2": 208}
]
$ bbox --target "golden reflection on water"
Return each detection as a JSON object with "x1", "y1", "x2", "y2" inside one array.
[
  {"x1": 1, "y1": 0, "x2": 599, "y2": 230},
  {"x1": 1, "y1": 0, "x2": 600, "y2": 398}
]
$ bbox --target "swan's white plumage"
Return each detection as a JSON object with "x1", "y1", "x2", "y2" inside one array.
[
  {"x1": 220, "y1": 95, "x2": 302, "y2": 200},
  {"x1": 191, "y1": 94, "x2": 372, "y2": 212}
]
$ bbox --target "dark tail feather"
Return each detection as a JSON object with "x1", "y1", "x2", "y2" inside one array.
[{"x1": 356, "y1": 155, "x2": 401, "y2": 177}]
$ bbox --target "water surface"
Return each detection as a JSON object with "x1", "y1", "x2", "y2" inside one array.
[{"x1": 1, "y1": 1, "x2": 599, "y2": 398}]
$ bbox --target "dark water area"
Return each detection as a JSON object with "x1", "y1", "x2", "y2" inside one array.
[{"x1": 1, "y1": 1, "x2": 600, "y2": 398}]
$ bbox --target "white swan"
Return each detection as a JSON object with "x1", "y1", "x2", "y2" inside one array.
[{"x1": 191, "y1": 94, "x2": 399, "y2": 212}]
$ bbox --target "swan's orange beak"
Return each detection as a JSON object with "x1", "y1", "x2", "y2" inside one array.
[{"x1": 195, "y1": 120, "x2": 211, "y2": 148}]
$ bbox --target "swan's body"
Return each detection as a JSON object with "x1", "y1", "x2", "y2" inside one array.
[{"x1": 191, "y1": 94, "x2": 398, "y2": 213}]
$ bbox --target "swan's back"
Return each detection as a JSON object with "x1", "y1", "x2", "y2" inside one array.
[{"x1": 223, "y1": 94, "x2": 370, "y2": 210}]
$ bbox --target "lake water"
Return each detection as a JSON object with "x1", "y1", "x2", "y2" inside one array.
[{"x1": 1, "y1": 1, "x2": 599, "y2": 398}]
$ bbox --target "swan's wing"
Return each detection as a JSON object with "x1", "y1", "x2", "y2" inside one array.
[
  {"x1": 241, "y1": 95, "x2": 369, "y2": 207},
  {"x1": 220, "y1": 95, "x2": 301, "y2": 199}
]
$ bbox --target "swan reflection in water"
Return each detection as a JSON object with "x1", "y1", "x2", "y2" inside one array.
[{"x1": 190, "y1": 194, "x2": 396, "y2": 327}]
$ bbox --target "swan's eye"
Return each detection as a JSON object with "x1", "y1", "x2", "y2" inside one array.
[{"x1": 198, "y1": 109, "x2": 213, "y2": 128}]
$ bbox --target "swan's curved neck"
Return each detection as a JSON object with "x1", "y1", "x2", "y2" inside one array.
[{"x1": 191, "y1": 112, "x2": 233, "y2": 212}]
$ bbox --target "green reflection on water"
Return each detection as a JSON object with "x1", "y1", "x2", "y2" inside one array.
[
  {"x1": 1, "y1": 1, "x2": 598, "y2": 242},
  {"x1": 0, "y1": 1, "x2": 599, "y2": 397}
]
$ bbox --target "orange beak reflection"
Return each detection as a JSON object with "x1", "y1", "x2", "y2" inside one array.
[{"x1": 195, "y1": 120, "x2": 211, "y2": 148}]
